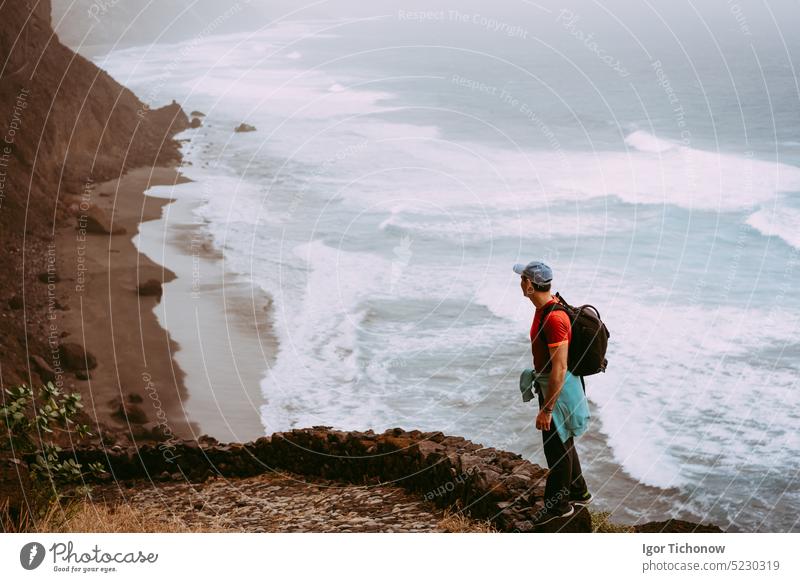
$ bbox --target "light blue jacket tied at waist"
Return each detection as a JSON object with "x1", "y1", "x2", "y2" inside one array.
[{"x1": 519, "y1": 368, "x2": 591, "y2": 442}]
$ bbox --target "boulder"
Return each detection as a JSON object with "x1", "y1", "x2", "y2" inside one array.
[
  {"x1": 190, "y1": 110, "x2": 206, "y2": 118},
  {"x1": 199, "y1": 434, "x2": 220, "y2": 447},
  {"x1": 127, "y1": 393, "x2": 144, "y2": 404},
  {"x1": 137, "y1": 279, "x2": 163, "y2": 299},
  {"x1": 189, "y1": 117, "x2": 202, "y2": 128},
  {"x1": 83, "y1": 205, "x2": 127, "y2": 235},
  {"x1": 131, "y1": 422, "x2": 170, "y2": 442},
  {"x1": 234, "y1": 122, "x2": 256, "y2": 133},
  {"x1": 110, "y1": 393, "x2": 151, "y2": 426},
  {"x1": 58, "y1": 342, "x2": 98, "y2": 371},
  {"x1": 37, "y1": 271, "x2": 60, "y2": 283},
  {"x1": 111, "y1": 398, "x2": 149, "y2": 425}
]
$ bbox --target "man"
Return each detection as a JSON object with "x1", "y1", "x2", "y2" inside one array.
[{"x1": 513, "y1": 260, "x2": 592, "y2": 526}]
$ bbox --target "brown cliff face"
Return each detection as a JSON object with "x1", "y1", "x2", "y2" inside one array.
[
  {"x1": 0, "y1": 3, "x2": 188, "y2": 385},
  {"x1": 33, "y1": 0, "x2": 53, "y2": 24}
]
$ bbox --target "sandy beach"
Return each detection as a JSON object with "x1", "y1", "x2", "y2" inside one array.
[
  {"x1": 53, "y1": 163, "x2": 277, "y2": 444},
  {"x1": 54, "y1": 166, "x2": 198, "y2": 442}
]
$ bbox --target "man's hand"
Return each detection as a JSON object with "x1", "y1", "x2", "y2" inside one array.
[{"x1": 536, "y1": 408, "x2": 552, "y2": 431}]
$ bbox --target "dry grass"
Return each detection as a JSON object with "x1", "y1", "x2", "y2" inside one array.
[
  {"x1": 590, "y1": 510, "x2": 634, "y2": 533},
  {"x1": 2, "y1": 498, "x2": 229, "y2": 533},
  {"x1": 1, "y1": 499, "x2": 26, "y2": 532},
  {"x1": 38, "y1": 502, "x2": 203, "y2": 533},
  {"x1": 437, "y1": 506, "x2": 498, "y2": 533}
]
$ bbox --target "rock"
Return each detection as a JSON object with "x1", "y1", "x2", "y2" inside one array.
[
  {"x1": 83, "y1": 205, "x2": 127, "y2": 235},
  {"x1": 127, "y1": 393, "x2": 144, "y2": 404},
  {"x1": 29, "y1": 354, "x2": 55, "y2": 383},
  {"x1": 473, "y1": 468, "x2": 509, "y2": 500},
  {"x1": 416, "y1": 441, "x2": 445, "y2": 462},
  {"x1": 190, "y1": 110, "x2": 205, "y2": 118},
  {"x1": 137, "y1": 279, "x2": 163, "y2": 299},
  {"x1": 37, "y1": 271, "x2": 60, "y2": 283},
  {"x1": 58, "y1": 342, "x2": 97, "y2": 371},
  {"x1": 111, "y1": 397, "x2": 149, "y2": 425},
  {"x1": 130, "y1": 422, "x2": 170, "y2": 442},
  {"x1": 189, "y1": 117, "x2": 202, "y2": 128},
  {"x1": 7, "y1": 295, "x2": 23, "y2": 310},
  {"x1": 75, "y1": 370, "x2": 90, "y2": 380},
  {"x1": 234, "y1": 122, "x2": 256, "y2": 133},
  {"x1": 199, "y1": 434, "x2": 219, "y2": 446}
]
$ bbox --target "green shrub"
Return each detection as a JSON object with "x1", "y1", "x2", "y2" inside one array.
[{"x1": 1, "y1": 383, "x2": 105, "y2": 500}]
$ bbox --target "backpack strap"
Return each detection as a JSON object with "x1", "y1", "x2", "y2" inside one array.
[
  {"x1": 536, "y1": 302, "x2": 568, "y2": 346},
  {"x1": 536, "y1": 301, "x2": 570, "y2": 374}
]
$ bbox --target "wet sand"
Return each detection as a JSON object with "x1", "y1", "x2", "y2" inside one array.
[{"x1": 135, "y1": 181, "x2": 276, "y2": 442}]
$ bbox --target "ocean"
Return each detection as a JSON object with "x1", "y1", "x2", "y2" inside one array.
[{"x1": 96, "y1": 7, "x2": 800, "y2": 532}]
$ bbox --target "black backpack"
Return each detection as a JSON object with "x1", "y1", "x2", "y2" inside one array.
[{"x1": 537, "y1": 292, "x2": 610, "y2": 388}]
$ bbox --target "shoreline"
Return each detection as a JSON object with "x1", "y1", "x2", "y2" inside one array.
[
  {"x1": 55, "y1": 166, "x2": 199, "y2": 442},
  {"x1": 134, "y1": 176, "x2": 275, "y2": 443},
  {"x1": 54, "y1": 161, "x2": 276, "y2": 444}
]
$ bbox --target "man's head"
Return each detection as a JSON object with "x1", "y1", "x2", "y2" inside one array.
[{"x1": 513, "y1": 260, "x2": 553, "y2": 298}]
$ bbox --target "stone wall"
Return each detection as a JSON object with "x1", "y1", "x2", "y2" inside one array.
[{"x1": 54, "y1": 426, "x2": 592, "y2": 533}]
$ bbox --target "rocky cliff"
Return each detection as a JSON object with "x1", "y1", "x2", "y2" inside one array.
[{"x1": 0, "y1": 2, "x2": 188, "y2": 386}]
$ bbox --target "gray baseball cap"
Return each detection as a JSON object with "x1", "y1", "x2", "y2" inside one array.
[{"x1": 512, "y1": 260, "x2": 553, "y2": 285}]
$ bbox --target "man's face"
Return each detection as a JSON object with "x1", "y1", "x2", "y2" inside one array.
[{"x1": 520, "y1": 275, "x2": 533, "y2": 297}]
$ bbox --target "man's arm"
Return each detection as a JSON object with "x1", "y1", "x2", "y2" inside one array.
[
  {"x1": 536, "y1": 341, "x2": 568, "y2": 431},
  {"x1": 543, "y1": 342, "x2": 568, "y2": 411}
]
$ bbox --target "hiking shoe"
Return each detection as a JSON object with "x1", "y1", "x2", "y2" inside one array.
[
  {"x1": 531, "y1": 504, "x2": 574, "y2": 527},
  {"x1": 569, "y1": 490, "x2": 593, "y2": 507}
]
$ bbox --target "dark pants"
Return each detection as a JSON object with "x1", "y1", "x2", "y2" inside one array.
[{"x1": 538, "y1": 390, "x2": 587, "y2": 512}]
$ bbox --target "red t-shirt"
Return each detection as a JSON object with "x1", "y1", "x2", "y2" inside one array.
[{"x1": 530, "y1": 297, "x2": 572, "y2": 373}]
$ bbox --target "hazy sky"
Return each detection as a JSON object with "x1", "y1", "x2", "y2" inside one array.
[{"x1": 53, "y1": 0, "x2": 800, "y2": 55}]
